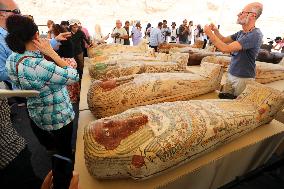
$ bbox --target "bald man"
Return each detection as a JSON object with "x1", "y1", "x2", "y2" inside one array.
[
  {"x1": 111, "y1": 20, "x2": 128, "y2": 44},
  {"x1": 0, "y1": 0, "x2": 19, "y2": 82},
  {"x1": 204, "y1": 2, "x2": 263, "y2": 98}
]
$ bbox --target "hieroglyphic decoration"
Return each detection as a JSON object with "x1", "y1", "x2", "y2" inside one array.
[
  {"x1": 87, "y1": 62, "x2": 223, "y2": 118},
  {"x1": 158, "y1": 43, "x2": 192, "y2": 53},
  {"x1": 88, "y1": 40, "x2": 150, "y2": 58},
  {"x1": 202, "y1": 56, "x2": 284, "y2": 84},
  {"x1": 84, "y1": 82, "x2": 284, "y2": 179},
  {"x1": 88, "y1": 53, "x2": 189, "y2": 80},
  {"x1": 255, "y1": 62, "x2": 284, "y2": 84}
]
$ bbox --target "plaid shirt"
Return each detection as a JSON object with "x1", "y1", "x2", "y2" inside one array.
[{"x1": 6, "y1": 51, "x2": 79, "y2": 131}]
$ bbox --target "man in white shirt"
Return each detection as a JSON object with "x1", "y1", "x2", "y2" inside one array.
[
  {"x1": 161, "y1": 20, "x2": 171, "y2": 43},
  {"x1": 149, "y1": 22, "x2": 163, "y2": 52},
  {"x1": 111, "y1": 20, "x2": 128, "y2": 45},
  {"x1": 188, "y1": 21, "x2": 193, "y2": 44},
  {"x1": 169, "y1": 22, "x2": 178, "y2": 43}
]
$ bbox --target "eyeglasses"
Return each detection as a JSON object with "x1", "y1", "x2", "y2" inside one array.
[
  {"x1": 239, "y1": 11, "x2": 256, "y2": 15},
  {"x1": 0, "y1": 9, "x2": 21, "y2": 14}
]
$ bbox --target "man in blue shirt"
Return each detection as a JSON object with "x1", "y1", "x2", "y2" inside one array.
[
  {"x1": 149, "y1": 22, "x2": 163, "y2": 52},
  {"x1": 204, "y1": 2, "x2": 263, "y2": 98}
]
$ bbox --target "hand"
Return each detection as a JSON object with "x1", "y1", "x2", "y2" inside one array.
[
  {"x1": 69, "y1": 171, "x2": 80, "y2": 189},
  {"x1": 41, "y1": 171, "x2": 80, "y2": 189},
  {"x1": 55, "y1": 32, "x2": 72, "y2": 41},
  {"x1": 204, "y1": 25, "x2": 213, "y2": 38},
  {"x1": 33, "y1": 38, "x2": 55, "y2": 57},
  {"x1": 41, "y1": 171, "x2": 53, "y2": 189},
  {"x1": 209, "y1": 23, "x2": 219, "y2": 32}
]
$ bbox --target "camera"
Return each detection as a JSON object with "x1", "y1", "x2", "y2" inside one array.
[
  {"x1": 165, "y1": 30, "x2": 171, "y2": 36},
  {"x1": 171, "y1": 36, "x2": 176, "y2": 41},
  {"x1": 114, "y1": 33, "x2": 120, "y2": 38}
]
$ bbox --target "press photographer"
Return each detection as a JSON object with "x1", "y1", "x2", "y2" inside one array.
[
  {"x1": 169, "y1": 22, "x2": 178, "y2": 43},
  {"x1": 111, "y1": 20, "x2": 128, "y2": 44},
  {"x1": 161, "y1": 20, "x2": 171, "y2": 43}
]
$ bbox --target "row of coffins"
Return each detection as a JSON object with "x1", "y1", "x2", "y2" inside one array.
[{"x1": 84, "y1": 43, "x2": 284, "y2": 180}]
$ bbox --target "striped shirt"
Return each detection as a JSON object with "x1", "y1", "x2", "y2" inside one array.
[{"x1": 6, "y1": 51, "x2": 79, "y2": 131}]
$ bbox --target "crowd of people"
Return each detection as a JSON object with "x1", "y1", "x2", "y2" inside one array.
[
  {"x1": 87, "y1": 19, "x2": 208, "y2": 52},
  {"x1": 0, "y1": 0, "x2": 278, "y2": 188}
]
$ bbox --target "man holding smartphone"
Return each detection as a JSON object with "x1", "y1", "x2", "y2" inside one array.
[{"x1": 204, "y1": 2, "x2": 263, "y2": 98}]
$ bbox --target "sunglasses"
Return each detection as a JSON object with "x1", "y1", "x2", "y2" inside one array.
[{"x1": 0, "y1": 9, "x2": 21, "y2": 14}]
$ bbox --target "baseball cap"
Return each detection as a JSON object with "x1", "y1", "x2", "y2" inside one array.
[{"x1": 69, "y1": 19, "x2": 80, "y2": 26}]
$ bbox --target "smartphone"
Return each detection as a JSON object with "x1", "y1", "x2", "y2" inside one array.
[{"x1": 52, "y1": 154, "x2": 74, "y2": 189}]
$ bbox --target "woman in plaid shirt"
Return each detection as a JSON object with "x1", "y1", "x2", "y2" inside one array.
[{"x1": 5, "y1": 15, "x2": 79, "y2": 158}]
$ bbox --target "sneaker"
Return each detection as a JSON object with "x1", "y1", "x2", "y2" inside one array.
[{"x1": 218, "y1": 92, "x2": 237, "y2": 99}]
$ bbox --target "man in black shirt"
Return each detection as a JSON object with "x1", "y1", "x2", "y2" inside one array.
[
  {"x1": 69, "y1": 19, "x2": 91, "y2": 80},
  {"x1": 123, "y1": 21, "x2": 130, "y2": 45},
  {"x1": 178, "y1": 19, "x2": 189, "y2": 44}
]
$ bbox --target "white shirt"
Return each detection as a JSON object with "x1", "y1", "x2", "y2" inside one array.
[
  {"x1": 112, "y1": 27, "x2": 127, "y2": 44},
  {"x1": 170, "y1": 27, "x2": 178, "y2": 43}
]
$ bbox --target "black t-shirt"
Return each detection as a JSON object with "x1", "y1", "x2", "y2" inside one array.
[
  {"x1": 124, "y1": 26, "x2": 130, "y2": 45},
  {"x1": 57, "y1": 39, "x2": 75, "y2": 58},
  {"x1": 70, "y1": 30, "x2": 89, "y2": 56},
  {"x1": 179, "y1": 25, "x2": 189, "y2": 43}
]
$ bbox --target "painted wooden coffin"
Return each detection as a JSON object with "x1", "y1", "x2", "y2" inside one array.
[
  {"x1": 88, "y1": 53, "x2": 189, "y2": 80},
  {"x1": 87, "y1": 62, "x2": 223, "y2": 118},
  {"x1": 84, "y1": 82, "x2": 284, "y2": 180},
  {"x1": 202, "y1": 56, "x2": 284, "y2": 84},
  {"x1": 158, "y1": 43, "x2": 191, "y2": 53},
  {"x1": 256, "y1": 49, "x2": 284, "y2": 64},
  {"x1": 88, "y1": 40, "x2": 150, "y2": 58}
]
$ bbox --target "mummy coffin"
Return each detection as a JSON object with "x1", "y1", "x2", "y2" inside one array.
[
  {"x1": 89, "y1": 52, "x2": 156, "y2": 64},
  {"x1": 84, "y1": 82, "x2": 284, "y2": 180},
  {"x1": 88, "y1": 40, "x2": 150, "y2": 58},
  {"x1": 158, "y1": 43, "x2": 191, "y2": 53},
  {"x1": 256, "y1": 62, "x2": 284, "y2": 84},
  {"x1": 256, "y1": 49, "x2": 284, "y2": 64},
  {"x1": 87, "y1": 63, "x2": 223, "y2": 118},
  {"x1": 89, "y1": 53, "x2": 189, "y2": 80},
  {"x1": 201, "y1": 56, "x2": 231, "y2": 68},
  {"x1": 202, "y1": 56, "x2": 284, "y2": 84},
  {"x1": 187, "y1": 50, "x2": 227, "y2": 66}
]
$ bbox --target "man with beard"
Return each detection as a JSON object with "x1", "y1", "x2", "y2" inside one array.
[{"x1": 204, "y1": 2, "x2": 263, "y2": 98}]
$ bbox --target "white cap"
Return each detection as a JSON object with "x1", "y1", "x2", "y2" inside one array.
[{"x1": 69, "y1": 19, "x2": 80, "y2": 26}]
